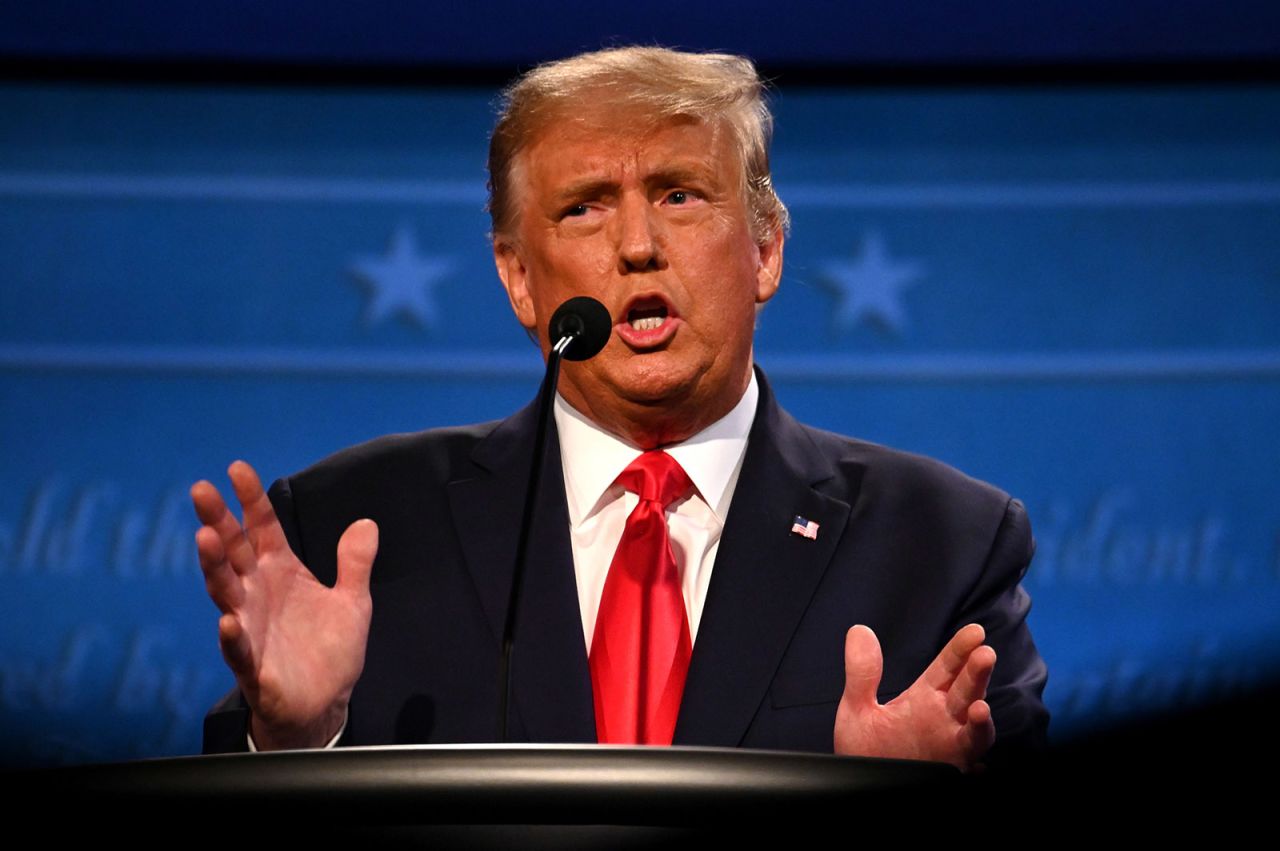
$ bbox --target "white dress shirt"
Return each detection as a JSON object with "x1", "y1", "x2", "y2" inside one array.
[{"x1": 554, "y1": 372, "x2": 758, "y2": 651}]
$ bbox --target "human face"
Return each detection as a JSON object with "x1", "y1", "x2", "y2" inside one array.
[{"x1": 493, "y1": 107, "x2": 783, "y2": 448}]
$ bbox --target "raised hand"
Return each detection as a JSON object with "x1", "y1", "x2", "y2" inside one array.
[
  {"x1": 834, "y1": 623, "x2": 996, "y2": 771},
  {"x1": 191, "y1": 461, "x2": 377, "y2": 751}
]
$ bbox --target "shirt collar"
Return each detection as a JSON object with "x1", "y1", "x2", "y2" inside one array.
[{"x1": 554, "y1": 371, "x2": 759, "y2": 526}]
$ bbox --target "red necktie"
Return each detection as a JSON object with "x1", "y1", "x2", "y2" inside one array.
[{"x1": 589, "y1": 450, "x2": 693, "y2": 745}]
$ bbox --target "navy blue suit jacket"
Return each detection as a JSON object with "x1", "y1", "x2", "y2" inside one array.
[{"x1": 203, "y1": 370, "x2": 1048, "y2": 759}]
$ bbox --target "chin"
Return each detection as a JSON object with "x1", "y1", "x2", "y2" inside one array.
[{"x1": 609, "y1": 357, "x2": 707, "y2": 406}]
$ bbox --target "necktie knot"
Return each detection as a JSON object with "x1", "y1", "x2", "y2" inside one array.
[{"x1": 617, "y1": 450, "x2": 692, "y2": 507}]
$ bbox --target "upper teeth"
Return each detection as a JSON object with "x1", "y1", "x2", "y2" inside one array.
[{"x1": 630, "y1": 316, "x2": 664, "y2": 331}]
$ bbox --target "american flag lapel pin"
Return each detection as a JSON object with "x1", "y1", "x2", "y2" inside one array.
[{"x1": 790, "y1": 515, "x2": 820, "y2": 540}]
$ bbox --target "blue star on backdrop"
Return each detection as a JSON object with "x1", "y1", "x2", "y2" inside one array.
[
  {"x1": 348, "y1": 224, "x2": 453, "y2": 331},
  {"x1": 818, "y1": 231, "x2": 926, "y2": 335}
]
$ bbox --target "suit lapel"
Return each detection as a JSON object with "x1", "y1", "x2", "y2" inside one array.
[
  {"x1": 674, "y1": 372, "x2": 857, "y2": 747},
  {"x1": 446, "y1": 399, "x2": 596, "y2": 744}
]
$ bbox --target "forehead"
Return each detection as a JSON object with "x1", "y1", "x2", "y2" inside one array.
[{"x1": 515, "y1": 107, "x2": 741, "y2": 196}]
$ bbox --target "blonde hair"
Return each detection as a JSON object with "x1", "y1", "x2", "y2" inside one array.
[{"x1": 487, "y1": 46, "x2": 789, "y2": 243}]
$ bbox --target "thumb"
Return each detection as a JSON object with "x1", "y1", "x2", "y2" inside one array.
[
  {"x1": 336, "y1": 518, "x2": 378, "y2": 597},
  {"x1": 841, "y1": 625, "x2": 884, "y2": 709}
]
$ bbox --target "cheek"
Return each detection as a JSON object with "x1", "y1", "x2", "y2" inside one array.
[
  {"x1": 537, "y1": 239, "x2": 614, "y2": 293},
  {"x1": 701, "y1": 238, "x2": 763, "y2": 307}
]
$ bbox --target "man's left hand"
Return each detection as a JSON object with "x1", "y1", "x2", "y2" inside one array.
[{"x1": 834, "y1": 623, "x2": 996, "y2": 771}]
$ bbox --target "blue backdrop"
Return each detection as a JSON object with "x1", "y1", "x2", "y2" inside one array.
[
  {"x1": 4, "y1": 0, "x2": 1278, "y2": 65},
  {"x1": 1, "y1": 79, "x2": 1278, "y2": 766}
]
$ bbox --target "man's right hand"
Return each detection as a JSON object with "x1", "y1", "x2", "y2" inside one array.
[{"x1": 191, "y1": 460, "x2": 377, "y2": 751}]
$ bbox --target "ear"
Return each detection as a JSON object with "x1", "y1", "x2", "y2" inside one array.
[
  {"x1": 753, "y1": 224, "x2": 784, "y2": 305},
  {"x1": 493, "y1": 238, "x2": 537, "y2": 331}
]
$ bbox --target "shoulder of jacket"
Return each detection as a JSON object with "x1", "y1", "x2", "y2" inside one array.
[
  {"x1": 284, "y1": 419, "x2": 503, "y2": 491},
  {"x1": 795, "y1": 421, "x2": 1013, "y2": 510}
]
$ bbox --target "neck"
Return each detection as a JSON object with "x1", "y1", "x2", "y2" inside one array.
[{"x1": 560, "y1": 368, "x2": 754, "y2": 450}]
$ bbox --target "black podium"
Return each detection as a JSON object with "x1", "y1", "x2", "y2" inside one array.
[{"x1": 16, "y1": 745, "x2": 959, "y2": 846}]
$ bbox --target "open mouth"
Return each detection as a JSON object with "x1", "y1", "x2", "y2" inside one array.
[
  {"x1": 627, "y1": 303, "x2": 668, "y2": 331},
  {"x1": 616, "y1": 294, "x2": 679, "y2": 347}
]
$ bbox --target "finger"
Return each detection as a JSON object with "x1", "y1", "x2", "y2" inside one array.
[
  {"x1": 227, "y1": 460, "x2": 291, "y2": 558},
  {"x1": 336, "y1": 519, "x2": 378, "y2": 598},
  {"x1": 841, "y1": 625, "x2": 884, "y2": 709},
  {"x1": 962, "y1": 699, "x2": 996, "y2": 765},
  {"x1": 920, "y1": 623, "x2": 986, "y2": 691},
  {"x1": 946, "y1": 644, "x2": 996, "y2": 721},
  {"x1": 218, "y1": 612, "x2": 255, "y2": 682},
  {"x1": 191, "y1": 478, "x2": 256, "y2": 576},
  {"x1": 191, "y1": 478, "x2": 234, "y2": 530},
  {"x1": 196, "y1": 526, "x2": 244, "y2": 613}
]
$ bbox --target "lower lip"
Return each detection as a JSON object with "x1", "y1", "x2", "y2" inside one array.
[{"x1": 614, "y1": 316, "x2": 681, "y2": 349}]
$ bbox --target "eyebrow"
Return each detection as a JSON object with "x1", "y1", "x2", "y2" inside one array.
[
  {"x1": 550, "y1": 163, "x2": 721, "y2": 205},
  {"x1": 648, "y1": 164, "x2": 718, "y2": 188},
  {"x1": 551, "y1": 177, "x2": 617, "y2": 206}
]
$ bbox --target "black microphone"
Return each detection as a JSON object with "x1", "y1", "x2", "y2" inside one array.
[
  {"x1": 549, "y1": 296, "x2": 611, "y2": 361},
  {"x1": 498, "y1": 296, "x2": 611, "y2": 741}
]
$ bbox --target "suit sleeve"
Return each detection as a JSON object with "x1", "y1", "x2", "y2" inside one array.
[{"x1": 957, "y1": 497, "x2": 1050, "y2": 764}]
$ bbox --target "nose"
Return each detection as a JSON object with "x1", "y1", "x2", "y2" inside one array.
[{"x1": 612, "y1": 192, "x2": 666, "y2": 273}]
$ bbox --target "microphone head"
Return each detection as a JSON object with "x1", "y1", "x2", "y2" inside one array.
[{"x1": 549, "y1": 296, "x2": 611, "y2": 361}]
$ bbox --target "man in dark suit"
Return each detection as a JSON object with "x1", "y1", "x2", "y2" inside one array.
[{"x1": 194, "y1": 46, "x2": 1047, "y2": 766}]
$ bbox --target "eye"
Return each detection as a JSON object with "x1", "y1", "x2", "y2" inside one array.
[
  {"x1": 662, "y1": 188, "x2": 706, "y2": 208},
  {"x1": 562, "y1": 203, "x2": 589, "y2": 218}
]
